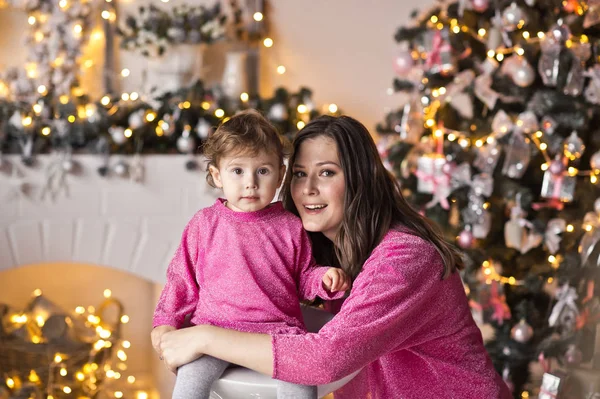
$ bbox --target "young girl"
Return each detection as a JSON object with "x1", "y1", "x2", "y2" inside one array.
[{"x1": 151, "y1": 110, "x2": 349, "y2": 399}]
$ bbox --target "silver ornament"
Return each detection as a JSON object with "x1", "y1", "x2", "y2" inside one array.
[
  {"x1": 113, "y1": 160, "x2": 128, "y2": 177},
  {"x1": 590, "y1": 151, "x2": 600, "y2": 170},
  {"x1": 177, "y1": 128, "x2": 196, "y2": 153},
  {"x1": 510, "y1": 319, "x2": 534, "y2": 343},
  {"x1": 502, "y1": 3, "x2": 527, "y2": 31},
  {"x1": 268, "y1": 103, "x2": 288, "y2": 122},
  {"x1": 196, "y1": 118, "x2": 212, "y2": 139},
  {"x1": 512, "y1": 58, "x2": 535, "y2": 87},
  {"x1": 159, "y1": 114, "x2": 176, "y2": 137},
  {"x1": 109, "y1": 126, "x2": 127, "y2": 145},
  {"x1": 128, "y1": 109, "x2": 145, "y2": 129}
]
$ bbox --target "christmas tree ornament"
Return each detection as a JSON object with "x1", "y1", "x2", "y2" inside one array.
[
  {"x1": 176, "y1": 126, "x2": 197, "y2": 153},
  {"x1": 422, "y1": 27, "x2": 456, "y2": 76},
  {"x1": 415, "y1": 152, "x2": 453, "y2": 209},
  {"x1": 196, "y1": 118, "x2": 212, "y2": 139},
  {"x1": 548, "y1": 284, "x2": 579, "y2": 331},
  {"x1": 511, "y1": 319, "x2": 534, "y2": 343},
  {"x1": 517, "y1": 111, "x2": 539, "y2": 133},
  {"x1": 502, "y1": 3, "x2": 527, "y2": 31},
  {"x1": 584, "y1": 0, "x2": 600, "y2": 28},
  {"x1": 541, "y1": 157, "x2": 576, "y2": 202},
  {"x1": 458, "y1": 226, "x2": 475, "y2": 249},
  {"x1": 491, "y1": 110, "x2": 513, "y2": 136},
  {"x1": 471, "y1": 0, "x2": 490, "y2": 12},
  {"x1": 584, "y1": 65, "x2": 600, "y2": 104},
  {"x1": 504, "y1": 198, "x2": 543, "y2": 253},
  {"x1": 545, "y1": 218, "x2": 567, "y2": 254},
  {"x1": 564, "y1": 344, "x2": 583, "y2": 366},
  {"x1": 511, "y1": 57, "x2": 536, "y2": 87},
  {"x1": 470, "y1": 173, "x2": 494, "y2": 197},
  {"x1": 590, "y1": 150, "x2": 600, "y2": 170},
  {"x1": 563, "y1": 41, "x2": 591, "y2": 96},
  {"x1": 128, "y1": 109, "x2": 146, "y2": 130},
  {"x1": 539, "y1": 372, "x2": 569, "y2": 399},
  {"x1": 502, "y1": 130, "x2": 531, "y2": 179},
  {"x1": 564, "y1": 131, "x2": 585, "y2": 160},
  {"x1": 393, "y1": 47, "x2": 414, "y2": 76},
  {"x1": 109, "y1": 126, "x2": 127, "y2": 145},
  {"x1": 268, "y1": 103, "x2": 288, "y2": 121},
  {"x1": 474, "y1": 141, "x2": 501, "y2": 174},
  {"x1": 112, "y1": 160, "x2": 129, "y2": 177},
  {"x1": 538, "y1": 34, "x2": 562, "y2": 87}
]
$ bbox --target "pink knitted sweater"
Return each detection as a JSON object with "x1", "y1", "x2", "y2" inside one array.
[
  {"x1": 272, "y1": 227, "x2": 512, "y2": 399},
  {"x1": 153, "y1": 199, "x2": 343, "y2": 334}
]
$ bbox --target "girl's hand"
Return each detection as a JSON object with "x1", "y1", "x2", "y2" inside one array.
[
  {"x1": 151, "y1": 325, "x2": 175, "y2": 357},
  {"x1": 323, "y1": 267, "x2": 350, "y2": 292},
  {"x1": 159, "y1": 326, "x2": 206, "y2": 373}
]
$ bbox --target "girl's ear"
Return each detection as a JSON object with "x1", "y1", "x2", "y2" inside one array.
[{"x1": 208, "y1": 165, "x2": 223, "y2": 188}]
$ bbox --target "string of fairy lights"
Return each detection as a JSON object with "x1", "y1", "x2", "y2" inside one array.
[{"x1": 2, "y1": 289, "x2": 147, "y2": 399}]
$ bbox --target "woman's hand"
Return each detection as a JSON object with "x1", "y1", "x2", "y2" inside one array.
[{"x1": 159, "y1": 325, "x2": 206, "y2": 373}]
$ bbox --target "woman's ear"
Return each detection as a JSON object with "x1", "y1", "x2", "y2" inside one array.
[{"x1": 208, "y1": 165, "x2": 223, "y2": 188}]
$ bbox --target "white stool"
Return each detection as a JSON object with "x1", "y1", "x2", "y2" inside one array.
[{"x1": 210, "y1": 305, "x2": 360, "y2": 399}]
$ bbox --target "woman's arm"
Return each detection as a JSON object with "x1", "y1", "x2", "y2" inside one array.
[{"x1": 158, "y1": 324, "x2": 274, "y2": 374}]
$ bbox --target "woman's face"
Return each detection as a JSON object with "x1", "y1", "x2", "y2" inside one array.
[{"x1": 290, "y1": 136, "x2": 345, "y2": 241}]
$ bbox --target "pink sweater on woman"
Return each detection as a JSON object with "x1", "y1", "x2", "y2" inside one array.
[
  {"x1": 272, "y1": 227, "x2": 512, "y2": 399},
  {"x1": 153, "y1": 199, "x2": 343, "y2": 334}
]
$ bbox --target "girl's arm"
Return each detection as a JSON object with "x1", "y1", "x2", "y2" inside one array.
[
  {"x1": 159, "y1": 324, "x2": 273, "y2": 374},
  {"x1": 153, "y1": 215, "x2": 201, "y2": 328},
  {"x1": 296, "y1": 229, "x2": 346, "y2": 300}
]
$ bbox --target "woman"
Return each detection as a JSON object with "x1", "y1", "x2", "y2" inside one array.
[{"x1": 156, "y1": 115, "x2": 511, "y2": 398}]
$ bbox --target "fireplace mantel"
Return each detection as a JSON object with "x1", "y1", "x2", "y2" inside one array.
[{"x1": 0, "y1": 154, "x2": 220, "y2": 283}]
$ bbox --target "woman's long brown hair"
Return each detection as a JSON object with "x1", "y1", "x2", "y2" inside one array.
[{"x1": 281, "y1": 115, "x2": 464, "y2": 280}]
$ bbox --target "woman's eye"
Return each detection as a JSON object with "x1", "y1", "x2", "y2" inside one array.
[
  {"x1": 321, "y1": 169, "x2": 335, "y2": 177},
  {"x1": 292, "y1": 171, "x2": 306, "y2": 178},
  {"x1": 258, "y1": 168, "x2": 270, "y2": 175}
]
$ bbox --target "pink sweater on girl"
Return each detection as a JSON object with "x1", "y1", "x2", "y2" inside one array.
[
  {"x1": 153, "y1": 199, "x2": 343, "y2": 334},
  {"x1": 272, "y1": 227, "x2": 512, "y2": 399}
]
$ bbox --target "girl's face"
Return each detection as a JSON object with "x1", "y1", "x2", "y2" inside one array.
[
  {"x1": 290, "y1": 136, "x2": 345, "y2": 241},
  {"x1": 209, "y1": 150, "x2": 285, "y2": 212}
]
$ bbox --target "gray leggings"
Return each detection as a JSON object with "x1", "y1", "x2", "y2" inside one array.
[{"x1": 172, "y1": 355, "x2": 317, "y2": 399}]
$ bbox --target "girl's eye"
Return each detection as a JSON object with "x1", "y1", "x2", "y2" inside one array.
[
  {"x1": 321, "y1": 169, "x2": 335, "y2": 177},
  {"x1": 232, "y1": 168, "x2": 243, "y2": 175},
  {"x1": 292, "y1": 171, "x2": 306, "y2": 178},
  {"x1": 258, "y1": 168, "x2": 270, "y2": 175}
]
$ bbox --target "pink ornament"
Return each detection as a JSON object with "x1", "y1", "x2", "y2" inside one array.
[
  {"x1": 472, "y1": 0, "x2": 490, "y2": 12},
  {"x1": 393, "y1": 49, "x2": 414, "y2": 76},
  {"x1": 458, "y1": 228, "x2": 475, "y2": 248}
]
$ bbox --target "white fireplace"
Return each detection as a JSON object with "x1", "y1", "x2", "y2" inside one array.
[{"x1": 0, "y1": 154, "x2": 220, "y2": 398}]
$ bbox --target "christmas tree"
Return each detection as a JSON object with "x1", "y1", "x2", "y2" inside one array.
[{"x1": 378, "y1": 0, "x2": 600, "y2": 397}]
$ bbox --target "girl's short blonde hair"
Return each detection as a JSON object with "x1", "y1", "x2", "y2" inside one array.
[{"x1": 203, "y1": 109, "x2": 290, "y2": 187}]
